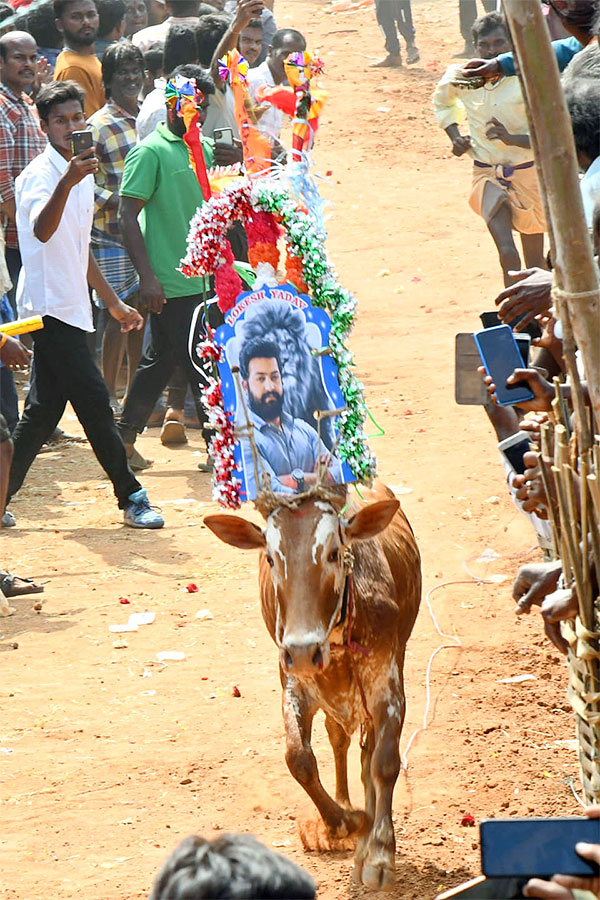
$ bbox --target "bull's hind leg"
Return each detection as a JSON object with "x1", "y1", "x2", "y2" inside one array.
[
  {"x1": 324, "y1": 714, "x2": 352, "y2": 807},
  {"x1": 282, "y1": 684, "x2": 367, "y2": 843}
]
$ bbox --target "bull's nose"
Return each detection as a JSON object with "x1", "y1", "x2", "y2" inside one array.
[{"x1": 281, "y1": 640, "x2": 327, "y2": 674}]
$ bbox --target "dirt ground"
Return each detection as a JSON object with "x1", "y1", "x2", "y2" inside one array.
[{"x1": 0, "y1": 1, "x2": 581, "y2": 897}]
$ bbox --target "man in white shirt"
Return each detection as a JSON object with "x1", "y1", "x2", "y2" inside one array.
[
  {"x1": 433, "y1": 11, "x2": 546, "y2": 285},
  {"x1": 247, "y1": 27, "x2": 306, "y2": 145},
  {"x1": 132, "y1": 0, "x2": 200, "y2": 52},
  {"x1": 7, "y1": 79, "x2": 164, "y2": 529}
]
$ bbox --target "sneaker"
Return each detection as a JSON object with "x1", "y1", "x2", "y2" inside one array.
[
  {"x1": 124, "y1": 489, "x2": 164, "y2": 529},
  {"x1": 1, "y1": 510, "x2": 15, "y2": 527},
  {"x1": 125, "y1": 443, "x2": 153, "y2": 471}
]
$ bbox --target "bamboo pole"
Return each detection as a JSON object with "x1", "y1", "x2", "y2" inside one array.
[{"x1": 502, "y1": 0, "x2": 600, "y2": 436}]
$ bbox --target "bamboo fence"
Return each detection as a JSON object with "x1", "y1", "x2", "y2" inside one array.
[{"x1": 502, "y1": 0, "x2": 600, "y2": 802}]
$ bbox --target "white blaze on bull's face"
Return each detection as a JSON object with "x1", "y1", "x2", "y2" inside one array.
[{"x1": 264, "y1": 502, "x2": 347, "y2": 676}]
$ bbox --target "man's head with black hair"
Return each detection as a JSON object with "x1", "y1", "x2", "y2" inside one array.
[
  {"x1": 96, "y1": 0, "x2": 125, "y2": 39},
  {"x1": 36, "y1": 77, "x2": 85, "y2": 122},
  {"x1": 102, "y1": 38, "x2": 144, "y2": 100},
  {"x1": 163, "y1": 21, "x2": 197, "y2": 74},
  {"x1": 143, "y1": 39, "x2": 163, "y2": 75},
  {"x1": 164, "y1": 63, "x2": 214, "y2": 135},
  {"x1": 54, "y1": 0, "x2": 99, "y2": 49},
  {"x1": 0, "y1": 31, "x2": 38, "y2": 94},
  {"x1": 267, "y1": 27, "x2": 306, "y2": 83},
  {"x1": 194, "y1": 12, "x2": 228, "y2": 67},
  {"x1": 149, "y1": 833, "x2": 316, "y2": 900},
  {"x1": 239, "y1": 338, "x2": 284, "y2": 423},
  {"x1": 0, "y1": 3, "x2": 14, "y2": 35},
  {"x1": 123, "y1": 0, "x2": 146, "y2": 35},
  {"x1": 565, "y1": 78, "x2": 600, "y2": 171},
  {"x1": 25, "y1": 0, "x2": 62, "y2": 48},
  {"x1": 471, "y1": 11, "x2": 510, "y2": 59},
  {"x1": 239, "y1": 15, "x2": 262, "y2": 66},
  {"x1": 165, "y1": 0, "x2": 200, "y2": 17}
]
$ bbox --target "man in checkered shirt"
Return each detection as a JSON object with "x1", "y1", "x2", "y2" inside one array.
[{"x1": 0, "y1": 31, "x2": 47, "y2": 311}]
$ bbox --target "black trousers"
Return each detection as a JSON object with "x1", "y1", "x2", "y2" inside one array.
[
  {"x1": 8, "y1": 315, "x2": 141, "y2": 509},
  {"x1": 459, "y1": 0, "x2": 497, "y2": 44},
  {"x1": 375, "y1": 0, "x2": 416, "y2": 55},
  {"x1": 118, "y1": 293, "x2": 209, "y2": 444}
]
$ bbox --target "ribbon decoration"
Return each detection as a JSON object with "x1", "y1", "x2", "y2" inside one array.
[
  {"x1": 218, "y1": 49, "x2": 271, "y2": 176},
  {"x1": 166, "y1": 74, "x2": 211, "y2": 201},
  {"x1": 256, "y1": 50, "x2": 327, "y2": 161}
]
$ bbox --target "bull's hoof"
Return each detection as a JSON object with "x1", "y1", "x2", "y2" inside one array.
[
  {"x1": 354, "y1": 860, "x2": 396, "y2": 891},
  {"x1": 298, "y1": 809, "x2": 367, "y2": 852}
]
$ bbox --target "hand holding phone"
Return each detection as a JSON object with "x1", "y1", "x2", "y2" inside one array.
[
  {"x1": 64, "y1": 130, "x2": 97, "y2": 186},
  {"x1": 474, "y1": 325, "x2": 535, "y2": 406}
]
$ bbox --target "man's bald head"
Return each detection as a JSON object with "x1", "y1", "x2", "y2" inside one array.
[
  {"x1": 0, "y1": 31, "x2": 38, "y2": 94},
  {"x1": 0, "y1": 30, "x2": 37, "y2": 59}
]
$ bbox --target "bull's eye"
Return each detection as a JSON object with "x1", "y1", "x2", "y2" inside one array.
[
  {"x1": 266, "y1": 555, "x2": 274, "y2": 567},
  {"x1": 328, "y1": 549, "x2": 339, "y2": 563}
]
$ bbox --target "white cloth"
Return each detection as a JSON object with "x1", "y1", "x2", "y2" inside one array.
[
  {"x1": 136, "y1": 79, "x2": 166, "y2": 142},
  {"x1": 132, "y1": 15, "x2": 200, "y2": 52},
  {"x1": 432, "y1": 64, "x2": 533, "y2": 167},
  {"x1": 247, "y1": 59, "x2": 282, "y2": 142},
  {"x1": 15, "y1": 143, "x2": 94, "y2": 331},
  {"x1": 580, "y1": 155, "x2": 600, "y2": 229},
  {"x1": 204, "y1": 86, "x2": 239, "y2": 140}
]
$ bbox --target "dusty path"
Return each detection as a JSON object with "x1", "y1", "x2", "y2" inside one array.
[{"x1": 1, "y1": 2, "x2": 577, "y2": 897}]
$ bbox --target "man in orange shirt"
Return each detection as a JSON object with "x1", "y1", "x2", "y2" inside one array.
[{"x1": 54, "y1": 0, "x2": 105, "y2": 116}]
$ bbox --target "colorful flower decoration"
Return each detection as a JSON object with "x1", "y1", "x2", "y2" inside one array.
[
  {"x1": 218, "y1": 49, "x2": 271, "y2": 175},
  {"x1": 180, "y1": 178, "x2": 376, "y2": 498},
  {"x1": 166, "y1": 74, "x2": 211, "y2": 201}
]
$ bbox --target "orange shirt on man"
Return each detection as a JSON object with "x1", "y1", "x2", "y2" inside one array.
[{"x1": 54, "y1": 50, "x2": 105, "y2": 117}]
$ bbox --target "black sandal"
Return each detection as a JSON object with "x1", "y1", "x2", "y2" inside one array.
[{"x1": 0, "y1": 572, "x2": 44, "y2": 598}]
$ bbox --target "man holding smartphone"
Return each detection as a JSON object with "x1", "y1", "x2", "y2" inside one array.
[{"x1": 6, "y1": 80, "x2": 164, "y2": 529}]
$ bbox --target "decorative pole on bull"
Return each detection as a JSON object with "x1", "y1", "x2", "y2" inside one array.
[{"x1": 501, "y1": 0, "x2": 600, "y2": 803}]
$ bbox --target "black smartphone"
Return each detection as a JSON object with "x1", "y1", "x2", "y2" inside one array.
[
  {"x1": 473, "y1": 325, "x2": 535, "y2": 406},
  {"x1": 479, "y1": 310, "x2": 542, "y2": 341},
  {"x1": 71, "y1": 130, "x2": 94, "y2": 155},
  {"x1": 498, "y1": 432, "x2": 531, "y2": 475},
  {"x1": 480, "y1": 816, "x2": 600, "y2": 878}
]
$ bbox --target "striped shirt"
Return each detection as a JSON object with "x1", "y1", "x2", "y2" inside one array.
[
  {"x1": 88, "y1": 99, "x2": 137, "y2": 238},
  {"x1": 0, "y1": 83, "x2": 46, "y2": 249}
]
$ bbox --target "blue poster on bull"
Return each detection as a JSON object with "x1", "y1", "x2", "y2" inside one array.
[{"x1": 214, "y1": 283, "x2": 355, "y2": 503}]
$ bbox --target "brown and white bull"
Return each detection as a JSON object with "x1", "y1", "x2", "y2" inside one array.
[{"x1": 204, "y1": 482, "x2": 421, "y2": 890}]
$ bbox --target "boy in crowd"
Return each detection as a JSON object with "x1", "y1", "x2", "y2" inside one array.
[
  {"x1": 54, "y1": 0, "x2": 106, "y2": 116},
  {"x1": 433, "y1": 11, "x2": 546, "y2": 285},
  {"x1": 132, "y1": 0, "x2": 201, "y2": 53},
  {"x1": 88, "y1": 41, "x2": 145, "y2": 418},
  {"x1": 7, "y1": 80, "x2": 163, "y2": 529}
]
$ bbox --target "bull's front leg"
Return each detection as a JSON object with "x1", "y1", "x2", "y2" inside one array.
[
  {"x1": 282, "y1": 679, "x2": 367, "y2": 841},
  {"x1": 356, "y1": 681, "x2": 406, "y2": 891}
]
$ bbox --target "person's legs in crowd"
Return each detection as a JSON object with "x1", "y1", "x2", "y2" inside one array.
[
  {"x1": 396, "y1": 0, "x2": 420, "y2": 64},
  {"x1": 457, "y1": 0, "x2": 496, "y2": 57},
  {"x1": 4, "y1": 247, "x2": 21, "y2": 316},
  {"x1": 0, "y1": 366, "x2": 19, "y2": 433},
  {"x1": 371, "y1": 0, "x2": 402, "y2": 67},
  {"x1": 161, "y1": 365, "x2": 188, "y2": 445},
  {"x1": 484, "y1": 194, "x2": 522, "y2": 286},
  {"x1": 101, "y1": 292, "x2": 145, "y2": 416},
  {"x1": 8, "y1": 317, "x2": 162, "y2": 528}
]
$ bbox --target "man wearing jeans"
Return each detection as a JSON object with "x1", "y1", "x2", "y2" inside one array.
[
  {"x1": 7, "y1": 79, "x2": 163, "y2": 529},
  {"x1": 117, "y1": 65, "x2": 215, "y2": 465},
  {"x1": 370, "y1": 0, "x2": 419, "y2": 68}
]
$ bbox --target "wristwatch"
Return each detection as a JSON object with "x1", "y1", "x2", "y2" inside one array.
[{"x1": 291, "y1": 468, "x2": 305, "y2": 492}]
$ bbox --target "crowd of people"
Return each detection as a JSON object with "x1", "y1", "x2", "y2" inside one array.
[{"x1": 1, "y1": 0, "x2": 599, "y2": 896}]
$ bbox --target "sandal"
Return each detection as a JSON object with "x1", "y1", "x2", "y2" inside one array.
[{"x1": 0, "y1": 571, "x2": 44, "y2": 598}]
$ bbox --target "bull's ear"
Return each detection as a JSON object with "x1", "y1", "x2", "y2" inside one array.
[
  {"x1": 204, "y1": 515, "x2": 266, "y2": 550},
  {"x1": 341, "y1": 499, "x2": 399, "y2": 543}
]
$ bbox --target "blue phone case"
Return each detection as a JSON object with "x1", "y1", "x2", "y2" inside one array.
[
  {"x1": 480, "y1": 817, "x2": 600, "y2": 878},
  {"x1": 474, "y1": 325, "x2": 535, "y2": 406}
]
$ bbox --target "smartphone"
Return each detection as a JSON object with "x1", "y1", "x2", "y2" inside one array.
[
  {"x1": 455, "y1": 333, "x2": 488, "y2": 406},
  {"x1": 498, "y1": 432, "x2": 531, "y2": 475},
  {"x1": 473, "y1": 324, "x2": 535, "y2": 406},
  {"x1": 479, "y1": 310, "x2": 542, "y2": 341},
  {"x1": 71, "y1": 130, "x2": 94, "y2": 155},
  {"x1": 213, "y1": 127, "x2": 234, "y2": 146},
  {"x1": 480, "y1": 816, "x2": 600, "y2": 878},
  {"x1": 514, "y1": 332, "x2": 530, "y2": 366},
  {"x1": 436, "y1": 876, "x2": 528, "y2": 899}
]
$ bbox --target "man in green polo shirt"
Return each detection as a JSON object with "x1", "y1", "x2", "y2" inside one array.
[{"x1": 117, "y1": 64, "x2": 215, "y2": 467}]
